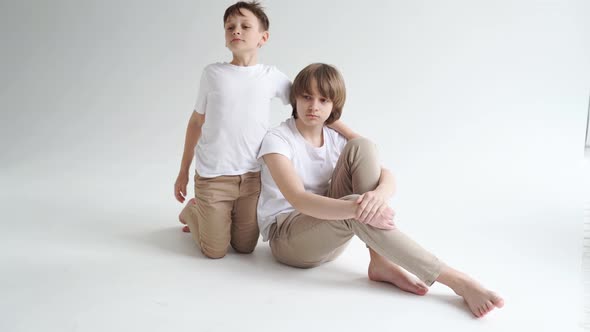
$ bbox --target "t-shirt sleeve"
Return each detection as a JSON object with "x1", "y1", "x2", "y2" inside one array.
[
  {"x1": 258, "y1": 130, "x2": 292, "y2": 162},
  {"x1": 193, "y1": 67, "x2": 210, "y2": 114},
  {"x1": 272, "y1": 67, "x2": 292, "y2": 105}
]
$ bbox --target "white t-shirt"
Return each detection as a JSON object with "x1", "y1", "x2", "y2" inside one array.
[
  {"x1": 193, "y1": 62, "x2": 291, "y2": 177},
  {"x1": 257, "y1": 118, "x2": 348, "y2": 241}
]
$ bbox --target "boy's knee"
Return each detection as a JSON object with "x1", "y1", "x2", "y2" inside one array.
[
  {"x1": 346, "y1": 137, "x2": 375, "y2": 151},
  {"x1": 201, "y1": 247, "x2": 228, "y2": 259},
  {"x1": 232, "y1": 245, "x2": 256, "y2": 254},
  {"x1": 199, "y1": 239, "x2": 229, "y2": 259},
  {"x1": 231, "y1": 238, "x2": 258, "y2": 254}
]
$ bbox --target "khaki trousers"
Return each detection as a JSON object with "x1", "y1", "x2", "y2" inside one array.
[
  {"x1": 181, "y1": 171, "x2": 260, "y2": 258},
  {"x1": 268, "y1": 138, "x2": 442, "y2": 285}
]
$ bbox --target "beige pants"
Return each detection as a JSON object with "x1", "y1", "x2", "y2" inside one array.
[
  {"x1": 268, "y1": 138, "x2": 442, "y2": 285},
  {"x1": 181, "y1": 171, "x2": 260, "y2": 258}
]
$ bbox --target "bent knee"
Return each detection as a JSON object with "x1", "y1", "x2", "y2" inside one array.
[
  {"x1": 200, "y1": 240, "x2": 229, "y2": 259},
  {"x1": 231, "y1": 239, "x2": 258, "y2": 254},
  {"x1": 233, "y1": 246, "x2": 256, "y2": 254},
  {"x1": 201, "y1": 247, "x2": 227, "y2": 259},
  {"x1": 346, "y1": 137, "x2": 375, "y2": 151}
]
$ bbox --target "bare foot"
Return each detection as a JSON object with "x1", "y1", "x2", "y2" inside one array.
[
  {"x1": 368, "y1": 255, "x2": 429, "y2": 296},
  {"x1": 179, "y1": 198, "x2": 196, "y2": 232},
  {"x1": 454, "y1": 277, "x2": 504, "y2": 318},
  {"x1": 437, "y1": 266, "x2": 504, "y2": 318}
]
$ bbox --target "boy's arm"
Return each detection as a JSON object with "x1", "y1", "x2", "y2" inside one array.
[
  {"x1": 263, "y1": 153, "x2": 394, "y2": 229},
  {"x1": 327, "y1": 119, "x2": 361, "y2": 140},
  {"x1": 375, "y1": 167, "x2": 396, "y2": 198},
  {"x1": 263, "y1": 153, "x2": 357, "y2": 219},
  {"x1": 174, "y1": 111, "x2": 205, "y2": 203}
]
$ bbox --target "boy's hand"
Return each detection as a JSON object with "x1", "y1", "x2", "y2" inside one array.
[
  {"x1": 357, "y1": 205, "x2": 396, "y2": 230},
  {"x1": 355, "y1": 190, "x2": 388, "y2": 222},
  {"x1": 355, "y1": 190, "x2": 395, "y2": 230},
  {"x1": 174, "y1": 173, "x2": 189, "y2": 203}
]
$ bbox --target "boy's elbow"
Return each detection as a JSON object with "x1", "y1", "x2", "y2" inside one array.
[
  {"x1": 189, "y1": 112, "x2": 205, "y2": 127},
  {"x1": 285, "y1": 192, "x2": 306, "y2": 212}
]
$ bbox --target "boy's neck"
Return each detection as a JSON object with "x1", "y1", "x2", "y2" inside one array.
[
  {"x1": 230, "y1": 53, "x2": 259, "y2": 67},
  {"x1": 294, "y1": 118, "x2": 324, "y2": 148}
]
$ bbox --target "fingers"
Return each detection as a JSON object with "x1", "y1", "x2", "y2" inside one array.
[
  {"x1": 382, "y1": 206, "x2": 395, "y2": 220},
  {"x1": 357, "y1": 193, "x2": 377, "y2": 222},
  {"x1": 374, "y1": 218, "x2": 396, "y2": 230},
  {"x1": 365, "y1": 206, "x2": 396, "y2": 230},
  {"x1": 355, "y1": 192, "x2": 394, "y2": 227},
  {"x1": 174, "y1": 174, "x2": 189, "y2": 203},
  {"x1": 174, "y1": 183, "x2": 186, "y2": 203},
  {"x1": 356, "y1": 194, "x2": 364, "y2": 204},
  {"x1": 174, "y1": 188, "x2": 181, "y2": 202},
  {"x1": 360, "y1": 198, "x2": 385, "y2": 223},
  {"x1": 363, "y1": 202, "x2": 384, "y2": 224},
  {"x1": 359, "y1": 200, "x2": 374, "y2": 221}
]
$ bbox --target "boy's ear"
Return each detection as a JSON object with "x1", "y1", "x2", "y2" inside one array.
[{"x1": 258, "y1": 31, "x2": 270, "y2": 48}]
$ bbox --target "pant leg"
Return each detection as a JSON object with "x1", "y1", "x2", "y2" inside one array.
[
  {"x1": 190, "y1": 173, "x2": 240, "y2": 259},
  {"x1": 326, "y1": 137, "x2": 381, "y2": 199},
  {"x1": 270, "y1": 203, "x2": 441, "y2": 285},
  {"x1": 269, "y1": 212, "x2": 352, "y2": 268},
  {"x1": 268, "y1": 138, "x2": 377, "y2": 267},
  {"x1": 328, "y1": 138, "x2": 441, "y2": 284},
  {"x1": 230, "y1": 171, "x2": 261, "y2": 254},
  {"x1": 270, "y1": 138, "x2": 441, "y2": 284}
]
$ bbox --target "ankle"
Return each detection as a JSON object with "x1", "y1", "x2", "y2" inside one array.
[{"x1": 438, "y1": 265, "x2": 471, "y2": 295}]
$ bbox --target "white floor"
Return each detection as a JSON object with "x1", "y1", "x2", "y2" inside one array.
[{"x1": 1, "y1": 156, "x2": 586, "y2": 332}]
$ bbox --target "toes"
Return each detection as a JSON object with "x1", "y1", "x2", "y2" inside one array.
[
  {"x1": 411, "y1": 285, "x2": 427, "y2": 295},
  {"x1": 474, "y1": 308, "x2": 482, "y2": 318},
  {"x1": 478, "y1": 307, "x2": 486, "y2": 317},
  {"x1": 492, "y1": 294, "x2": 505, "y2": 308},
  {"x1": 416, "y1": 284, "x2": 429, "y2": 295}
]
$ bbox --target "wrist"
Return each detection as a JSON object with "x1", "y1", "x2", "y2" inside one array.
[{"x1": 347, "y1": 200, "x2": 359, "y2": 219}]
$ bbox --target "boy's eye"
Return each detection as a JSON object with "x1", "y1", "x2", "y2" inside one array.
[
  {"x1": 320, "y1": 98, "x2": 328, "y2": 103},
  {"x1": 243, "y1": 25, "x2": 251, "y2": 29},
  {"x1": 303, "y1": 95, "x2": 311, "y2": 100}
]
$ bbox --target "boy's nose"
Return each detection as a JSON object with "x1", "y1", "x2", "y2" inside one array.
[{"x1": 308, "y1": 100, "x2": 320, "y2": 110}]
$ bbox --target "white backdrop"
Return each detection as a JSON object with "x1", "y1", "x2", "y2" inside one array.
[{"x1": 2, "y1": 0, "x2": 588, "y2": 223}]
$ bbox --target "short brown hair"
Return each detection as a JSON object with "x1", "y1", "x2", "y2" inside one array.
[
  {"x1": 290, "y1": 63, "x2": 346, "y2": 125},
  {"x1": 223, "y1": 1, "x2": 270, "y2": 31}
]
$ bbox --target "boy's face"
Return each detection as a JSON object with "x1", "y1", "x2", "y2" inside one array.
[
  {"x1": 295, "y1": 79, "x2": 334, "y2": 127},
  {"x1": 224, "y1": 9, "x2": 269, "y2": 55}
]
